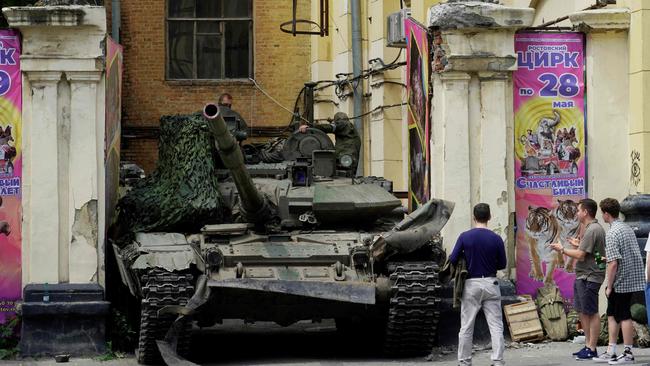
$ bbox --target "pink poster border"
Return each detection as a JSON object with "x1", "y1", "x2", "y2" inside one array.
[{"x1": 0, "y1": 29, "x2": 22, "y2": 323}]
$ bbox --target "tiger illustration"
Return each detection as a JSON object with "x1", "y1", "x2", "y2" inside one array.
[
  {"x1": 525, "y1": 206, "x2": 561, "y2": 285},
  {"x1": 554, "y1": 199, "x2": 580, "y2": 272}
]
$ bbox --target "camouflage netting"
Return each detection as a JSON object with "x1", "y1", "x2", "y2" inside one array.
[
  {"x1": 566, "y1": 310, "x2": 580, "y2": 339},
  {"x1": 597, "y1": 313, "x2": 650, "y2": 347},
  {"x1": 116, "y1": 112, "x2": 226, "y2": 236}
]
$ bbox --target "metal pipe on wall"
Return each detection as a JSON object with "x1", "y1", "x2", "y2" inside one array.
[
  {"x1": 350, "y1": 0, "x2": 364, "y2": 175},
  {"x1": 111, "y1": 0, "x2": 120, "y2": 43}
]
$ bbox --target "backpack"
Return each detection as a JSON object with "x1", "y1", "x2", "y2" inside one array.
[{"x1": 536, "y1": 284, "x2": 568, "y2": 341}]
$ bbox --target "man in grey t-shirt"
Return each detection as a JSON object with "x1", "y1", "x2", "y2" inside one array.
[
  {"x1": 551, "y1": 198, "x2": 606, "y2": 360},
  {"x1": 574, "y1": 219, "x2": 606, "y2": 284}
]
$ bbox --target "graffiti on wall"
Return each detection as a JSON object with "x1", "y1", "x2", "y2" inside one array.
[{"x1": 631, "y1": 150, "x2": 641, "y2": 188}]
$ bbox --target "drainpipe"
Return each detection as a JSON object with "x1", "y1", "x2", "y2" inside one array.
[
  {"x1": 350, "y1": 0, "x2": 364, "y2": 175},
  {"x1": 111, "y1": 0, "x2": 120, "y2": 43}
]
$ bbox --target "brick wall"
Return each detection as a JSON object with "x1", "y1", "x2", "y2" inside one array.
[{"x1": 114, "y1": 0, "x2": 311, "y2": 173}]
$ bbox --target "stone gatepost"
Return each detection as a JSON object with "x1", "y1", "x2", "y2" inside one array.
[
  {"x1": 427, "y1": 1, "x2": 533, "y2": 270},
  {"x1": 2, "y1": 5, "x2": 109, "y2": 356}
]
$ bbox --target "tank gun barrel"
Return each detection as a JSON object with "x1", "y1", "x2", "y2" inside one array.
[{"x1": 203, "y1": 103, "x2": 270, "y2": 223}]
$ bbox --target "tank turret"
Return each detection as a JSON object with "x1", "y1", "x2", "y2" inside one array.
[{"x1": 203, "y1": 103, "x2": 271, "y2": 223}]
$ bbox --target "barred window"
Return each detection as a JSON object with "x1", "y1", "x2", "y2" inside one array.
[{"x1": 167, "y1": 0, "x2": 252, "y2": 80}]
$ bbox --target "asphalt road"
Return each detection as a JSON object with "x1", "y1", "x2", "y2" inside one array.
[{"x1": 4, "y1": 320, "x2": 650, "y2": 365}]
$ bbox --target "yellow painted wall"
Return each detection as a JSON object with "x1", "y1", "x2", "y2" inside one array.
[
  {"x1": 620, "y1": 0, "x2": 650, "y2": 193},
  {"x1": 531, "y1": 0, "x2": 594, "y2": 26},
  {"x1": 311, "y1": 0, "x2": 412, "y2": 188},
  {"x1": 410, "y1": 0, "x2": 442, "y2": 24}
]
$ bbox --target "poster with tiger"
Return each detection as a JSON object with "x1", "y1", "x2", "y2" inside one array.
[{"x1": 514, "y1": 33, "x2": 586, "y2": 303}]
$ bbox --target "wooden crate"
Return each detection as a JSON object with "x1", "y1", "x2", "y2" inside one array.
[{"x1": 503, "y1": 300, "x2": 544, "y2": 342}]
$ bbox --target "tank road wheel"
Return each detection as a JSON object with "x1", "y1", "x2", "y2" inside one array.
[
  {"x1": 383, "y1": 262, "x2": 442, "y2": 357},
  {"x1": 137, "y1": 269, "x2": 194, "y2": 365}
]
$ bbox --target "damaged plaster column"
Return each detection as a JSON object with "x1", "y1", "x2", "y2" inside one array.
[
  {"x1": 434, "y1": 72, "x2": 471, "y2": 252},
  {"x1": 67, "y1": 71, "x2": 103, "y2": 283},
  {"x1": 4, "y1": 5, "x2": 110, "y2": 357},
  {"x1": 4, "y1": 5, "x2": 107, "y2": 288},
  {"x1": 24, "y1": 71, "x2": 62, "y2": 283},
  {"x1": 428, "y1": 1, "x2": 533, "y2": 256},
  {"x1": 477, "y1": 72, "x2": 511, "y2": 241}
]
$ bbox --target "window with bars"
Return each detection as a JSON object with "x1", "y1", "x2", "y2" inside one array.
[{"x1": 167, "y1": 0, "x2": 252, "y2": 80}]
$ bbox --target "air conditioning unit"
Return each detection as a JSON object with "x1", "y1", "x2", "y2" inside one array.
[{"x1": 386, "y1": 8, "x2": 411, "y2": 48}]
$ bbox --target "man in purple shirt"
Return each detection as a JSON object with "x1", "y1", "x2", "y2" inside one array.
[{"x1": 450, "y1": 203, "x2": 507, "y2": 366}]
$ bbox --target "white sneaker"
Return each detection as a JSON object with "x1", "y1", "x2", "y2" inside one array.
[
  {"x1": 594, "y1": 352, "x2": 617, "y2": 363},
  {"x1": 609, "y1": 350, "x2": 634, "y2": 365}
]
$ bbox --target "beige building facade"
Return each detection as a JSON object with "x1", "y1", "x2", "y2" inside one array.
[{"x1": 312, "y1": 1, "x2": 641, "y2": 271}]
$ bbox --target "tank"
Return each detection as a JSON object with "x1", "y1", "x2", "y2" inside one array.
[{"x1": 112, "y1": 104, "x2": 454, "y2": 364}]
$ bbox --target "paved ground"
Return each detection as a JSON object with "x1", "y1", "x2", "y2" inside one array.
[{"x1": 3, "y1": 320, "x2": 650, "y2": 366}]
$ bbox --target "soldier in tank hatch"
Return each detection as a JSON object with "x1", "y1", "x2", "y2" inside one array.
[
  {"x1": 298, "y1": 112, "x2": 361, "y2": 172},
  {"x1": 218, "y1": 93, "x2": 249, "y2": 143}
]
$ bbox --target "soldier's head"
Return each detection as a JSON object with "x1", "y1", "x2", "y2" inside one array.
[
  {"x1": 333, "y1": 112, "x2": 350, "y2": 123},
  {"x1": 218, "y1": 93, "x2": 233, "y2": 108},
  {"x1": 473, "y1": 203, "x2": 491, "y2": 224}
]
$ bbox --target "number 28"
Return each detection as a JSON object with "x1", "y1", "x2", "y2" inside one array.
[{"x1": 538, "y1": 73, "x2": 580, "y2": 97}]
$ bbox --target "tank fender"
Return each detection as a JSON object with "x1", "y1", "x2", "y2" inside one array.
[
  {"x1": 370, "y1": 198, "x2": 454, "y2": 261},
  {"x1": 112, "y1": 243, "x2": 140, "y2": 297},
  {"x1": 131, "y1": 232, "x2": 196, "y2": 272},
  {"x1": 132, "y1": 249, "x2": 195, "y2": 272}
]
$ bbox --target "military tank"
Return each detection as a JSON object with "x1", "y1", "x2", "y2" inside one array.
[{"x1": 112, "y1": 103, "x2": 454, "y2": 364}]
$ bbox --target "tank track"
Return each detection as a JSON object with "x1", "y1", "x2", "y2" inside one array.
[
  {"x1": 137, "y1": 269, "x2": 194, "y2": 365},
  {"x1": 383, "y1": 261, "x2": 442, "y2": 356}
]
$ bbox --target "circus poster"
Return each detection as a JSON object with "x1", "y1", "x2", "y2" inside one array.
[
  {"x1": 405, "y1": 17, "x2": 430, "y2": 211},
  {"x1": 0, "y1": 29, "x2": 22, "y2": 323},
  {"x1": 514, "y1": 32, "x2": 587, "y2": 304},
  {"x1": 105, "y1": 36, "x2": 122, "y2": 230}
]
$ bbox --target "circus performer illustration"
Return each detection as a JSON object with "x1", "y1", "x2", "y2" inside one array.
[
  {"x1": 0, "y1": 125, "x2": 16, "y2": 176},
  {"x1": 520, "y1": 110, "x2": 580, "y2": 176}
]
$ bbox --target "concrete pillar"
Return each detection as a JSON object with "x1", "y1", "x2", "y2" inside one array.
[
  {"x1": 427, "y1": 1, "x2": 534, "y2": 257},
  {"x1": 24, "y1": 71, "x2": 61, "y2": 284},
  {"x1": 435, "y1": 72, "x2": 471, "y2": 244},
  {"x1": 477, "y1": 72, "x2": 511, "y2": 239},
  {"x1": 3, "y1": 5, "x2": 109, "y2": 356},
  {"x1": 67, "y1": 71, "x2": 102, "y2": 284},
  {"x1": 4, "y1": 5, "x2": 107, "y2": 287}
]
